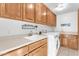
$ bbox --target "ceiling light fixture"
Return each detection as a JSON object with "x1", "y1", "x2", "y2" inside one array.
[{"x1": 54, "y1": 3, "x2": 68, "y2": 11}]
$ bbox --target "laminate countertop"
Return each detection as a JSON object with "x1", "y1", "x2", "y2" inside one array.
[{"x1": 0, "y1": 34, "x2": 47, "y2": 55}]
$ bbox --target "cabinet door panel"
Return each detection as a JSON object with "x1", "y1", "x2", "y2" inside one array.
[
  {"x1": 41, "y1": 4, "x2": 47, "y2": 24},
  {"x1": 42, "y1": 44, "x2": 47, "y2": 56},
  {"x1": 62, "y1": 38, "x2": 68, "y2": 47},
  {"x1": 28, "y1": 40, "x2": 41, "y2": 52},
  {"x1": 29, "y1": 43, "x2": 47, "y2": 56},
  {"x1": 52, "y1": 13, "x2": 56, "y2": 26},
  {"x1": 4, "y1": 3, "x2": 22, "y2": 20},
  {"x1": 47, "y1": 9, "x2": 56, "y2": 26},
  {"x1": 78, "y1": 36, "x2": 79, "y2": 50},
  {"x1": 0, "y1": 3, "x2": 5, "y2": 17},
  {"x1": 28, "y1": 39, "x2": 47, "y2": 56},
  {"x1": 23, "y1": 3, "x2": 35, "y2": 22},
  {"x1": 40, "y1": 39, "x2": 47, "y2": 45},
  {"x1": 60, "y1": 34, "x2": 68, "y2": 47},
  {"x1": 28, "y1": 47, "x2": 43, "y2": 56},
  {"x1": 35, "y1": 3, "x2": 42, "y2": 24},
  {"x1": 68, "y1": 37, "x2": 78, "y2": 49},
  {"x1": 0, "y1": 4, "x2": 1, "y2": 16},
  {"x1": 35, "y1": 4, "x2": 47, "y2": 25}
]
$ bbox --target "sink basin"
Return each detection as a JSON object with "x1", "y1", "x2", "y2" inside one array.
[{"x1": 24, "y1": 35, "x2": 40, "y2": 40}]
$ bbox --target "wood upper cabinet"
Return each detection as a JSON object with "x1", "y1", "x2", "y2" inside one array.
[
  {"x1": 35, "y1": 3, "x2": 42, "y2": 24},
  {"x1": 78, "y1": 9, "x2": 79, "y2": 34},
  {"x1": 0, "y1": 3, "x2": 4, "y2": 16},
  {"x1": 41, "y1": 4, "x2": 47, "y2": 24},
  {"x1": 47, "y1": 9, "x2": 56, "y2": 26},
  {"x1": 3, "y1": 3, "x2": 22, "y2": 20},
  {"x1": 23, "y1": 3, "x2": 35, "y2": 22},
  {"x1": 0, "y1": 4, "x2": 1, "y2": 16},
  {"x1": 0, "y1": 3, "x2": 56, "y2": 26},
  {"x1": 35, "y1": 4, "x2": 47, "y2": 25}
]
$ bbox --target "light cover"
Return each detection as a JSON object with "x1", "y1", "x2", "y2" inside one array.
[{"x1": 53, "y1": 3, "x2": 68, "y2": 11}]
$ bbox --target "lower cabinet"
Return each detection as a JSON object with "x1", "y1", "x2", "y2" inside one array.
[
  {"x1": 68, "y1": 36, "x2": 78, "y2": 49},
  {"x1": 28, "y1": 39, "x2": 47, "y2": 56},
  {"x1": 2, "y1": 45, "x2": 28, "y2": 56},
  {"x1": 60, "y1": 36, "x2": 68, "y2": 47},
  {"x1": 78, "y1": 36, "x2": 79, "y2": 50},
  {"x1": 42, "y1": 44, "x2": 47, "y2": 56},
  {"x1": 60, "y1": 34, "x2": 78, "y2": 50},
  {"x1": 28, "y1": 43, "x2": 47, "y2": 56},
  {"x1": 28, "y1": 46, "x2": 44, "y2": 56},
  {"x1": 2, "y1": 39, "x2": 47, "y2": 56}
]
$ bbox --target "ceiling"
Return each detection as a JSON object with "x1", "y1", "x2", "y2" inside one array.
[{"x1": 45, "y1": 3, "x2": 79, "y2": 15}]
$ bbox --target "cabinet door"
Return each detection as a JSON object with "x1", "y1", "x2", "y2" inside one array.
[
  {"x1": 52, "y1": 13, "x2": 56, "y2": 26},
  {"x1": 60, "y1": 35, "x2": 63, "y2": 46},
  {"x1": 28, "y1": 47, "x2": 43, "y2": 56},
  {"x1": 68, "y1": 36, "x2": 78, "y2": 50},
  {"x1": 42, "y1": 44, "x2": 47, "y2": 56},
  {"x1": 78, "y1": 36, "x2": 79, "y2": 50},
  {"x1": 0, "y1": 4, "x2": 1, "y2": 16},
  {"x1": 35, "y1": 4, "x2": 47, "y2": 25},
  {"x1": 28, "y1": 40, "x2": 41, "y2": 52},
  {"x1": 29, "y1": 44, "x2": 47, "y2": 56},
  {"x1": 47, "y1": 9, "x2": 56, "y2": 26},
  {"x1": 60, "y1": 34, "x2": 68, "y2": 47},
  {"x1": 0, "y1": 3, "x2": 5, "y2": 17},
  {"x1": 41, "y1": 4, "x2": 47, "y2": 24},
  {"x1": 62, "y1": 37, "x2": 68, "y2": 47},
  {"x1": 4, "y1": 3, "x2": 22, "y2": 20},
  {"x1": 23, "y1": 3, "x2": 35, "y2": 22},
  {"x1": 0, "y1": 3, "x2": 4, "y2": 16}
]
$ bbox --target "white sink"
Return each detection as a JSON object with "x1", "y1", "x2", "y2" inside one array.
[{"x1": 24, "y1": 35, "x2": 40, "y2": 40}]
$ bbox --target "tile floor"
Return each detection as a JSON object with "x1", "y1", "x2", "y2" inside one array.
[{"x1": 57, "y1": 47, "x2": 79, "y2": 56}]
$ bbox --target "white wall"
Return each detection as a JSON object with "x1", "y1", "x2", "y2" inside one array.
[
  {"x1": 56, "y1": 11, "x2": 78, "y2": 33},
  {"x1": 0, "y1": 18, "x2": 53, "y2": 37}
]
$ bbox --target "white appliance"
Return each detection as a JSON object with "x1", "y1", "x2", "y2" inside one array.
[{"x1": 47, "y1": 32, "x2": 60, "y2": 56}]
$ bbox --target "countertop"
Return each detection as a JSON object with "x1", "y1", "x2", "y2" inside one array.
[
  {"x1": 0, "y1": 34, "x2": 47, "y2": 55},
  {"x1": 61, "y1": 32, "x2": 78, "y2": 35}
]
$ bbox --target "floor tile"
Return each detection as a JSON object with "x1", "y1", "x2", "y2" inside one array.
[{"x1": 57, "y1": 47, "x2": 78, "y2": 56}]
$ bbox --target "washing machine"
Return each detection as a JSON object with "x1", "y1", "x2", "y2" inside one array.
[{"x1": 47, "y1": 32, "x2": 60, "y2": 56}]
